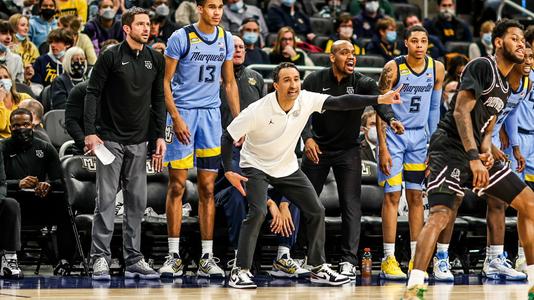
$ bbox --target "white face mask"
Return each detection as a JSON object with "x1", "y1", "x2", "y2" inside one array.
[
  {"x1": 365, "y1": 1, "x2": 379, "y2": 14},
  {"x1": 339, "y1": 27, "x2": 353, "y2": 38},
  {"x1": 367, "y1": 126, "x2": 377, "y2": 145},
  {"x1": 440, "y1": 7, "x2": 455, "y2": 19}
]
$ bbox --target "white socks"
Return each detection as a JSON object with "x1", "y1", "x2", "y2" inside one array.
[
  {"x1": 407, "y1": 269, "x2": 426, "y2": 288},
  {"x1": 384, "y1": 243, "x2": 395, "y2": 258},
  {"x1": 410, "y1": 241, "x2": 417, "y2": 260},
  {"x1": 487, "y1": 245, "x2": 504, "y2": 260},
  {"x1": 436, "y1": 243, "x2": 449, "y2": 254},
  {"x1": 202, "y1": 240, "x2": 213, "y2": 256},
  {"x1": 527, "y1": 265, "x2": 534, "y2": 286},
  {"x1": 277, "y1": 246, "x2": 290, "y2": 260},
  {"x1": 518, "y1": 245, "x2": 525, "y2": 259},
  {"x1": 168, "y1": 237, "x2": 180, "y2": 255},
  {"x1": 4, "y1": 252, "x2": 17, "y2": 260}
]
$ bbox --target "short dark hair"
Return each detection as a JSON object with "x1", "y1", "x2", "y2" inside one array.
[
  {"x1": 273, "y1": 62, "x2": 299, "y2": 83},
  {"x1": 334, "y1": 12, "x2": 352, "y2": 31},
  {"x1": 196, "y1": 0, "x2": 207, "y2": 6},
  {"x1": 10, "y1": 108, "x2": 33, "y2": 123},
  {"x1": 121, "y1": 7, "x2": 150, "y2": 27},
  {"x1": 47, "y1": 28, "x2": 75, "y2": 46},
  {"x1": 241, "y1": 17, "x2": 259, "y2": 26},
  {"x1": 525, "y1": 25, "x2": 534, "y2": 45},
  {"x1": 437, "y1": 0, "x2": 455, "y2": 5},
  {"x1": 38, "y1": 0, "x2": 56, "y2": 9},
  {"x1": 403, "y1": 13, "x2": 419, "y2": 27},
  {"x1": 361, "y1": 110, "x2": 376, "y2": 127},
  {"x1": 0, "y1": 20, "x2": 13, "y2": 35},
  {"x1": 405, "y1": 25, "x2": 428, "y2": 39},
  {"x1": 492, "y1": 18, "x2": 524, "y2": 48}
]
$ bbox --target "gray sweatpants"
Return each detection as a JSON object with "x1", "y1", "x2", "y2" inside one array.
[
  {"x1": 236, "y1": 167, "x2": 326, "y2": 269},
  {"x1": 90, "y1": 141, "x2": 147, "y2": 266}
]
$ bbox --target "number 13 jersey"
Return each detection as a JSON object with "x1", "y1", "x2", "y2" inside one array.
[{"x1": 165, "y1": 24, "x2": 234, "y2": 109}]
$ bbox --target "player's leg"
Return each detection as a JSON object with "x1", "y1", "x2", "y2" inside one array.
[
  {"x1": 516, "y1": 132, "x2": 533, "y2": 272},
  {"x1": 432, "y1": 197, "x2": 460, "y2": 282}
]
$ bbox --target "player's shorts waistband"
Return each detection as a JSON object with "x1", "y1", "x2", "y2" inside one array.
[{"x1": 518, "y1": 127, "x2": 534, "y2": 135}]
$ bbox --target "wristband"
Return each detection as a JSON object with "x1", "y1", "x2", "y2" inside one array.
[
  {"x1": 388, "y1": 117, "x2": 398, "y2": 127},
  {"x1": 467, "y1": 149, "x2": 479, "y2": 161}
]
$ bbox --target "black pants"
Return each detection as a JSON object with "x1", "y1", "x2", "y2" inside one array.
[
  {"x1": 236, "y1": 168, "x2": 326, "y2": 269},
  {"x1": 301, "y1": 146, "x2": 362, "y2": 266},
  {"x1": 0, "y1": 197, "x2": 21, "y2": 251}
]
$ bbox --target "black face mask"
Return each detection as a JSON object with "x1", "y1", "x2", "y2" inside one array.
[
  {"x1": 41, "y1": 8, "x2": 56, "y2": 20},
  {"x1": 70, "y1": 61, "x2": 86, "y2": 79},
  {"x1": 11, "y1": 127, "x2": 33, "y2": 146}
]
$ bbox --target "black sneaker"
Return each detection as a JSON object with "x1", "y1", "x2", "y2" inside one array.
[
  {"x1": 311, "y1": 264, "x2": 350, "y2": 286},
  {"x1": 54, "y1": 259, "x2": 71, "y2": 276},
  {"x1": 228, "y1": 267, "x2": 257, "y2": 289}
]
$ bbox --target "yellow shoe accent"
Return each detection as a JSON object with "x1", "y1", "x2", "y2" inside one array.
[
  {"x1": 408, "y1": 259, "x2": 429, "y2": 280},
  {"x1": 401, "y1": 284, "x2": 427, "y2": 300},
  {"x1": 381, "y1": 256, "x2": 407, "y2": 280}
]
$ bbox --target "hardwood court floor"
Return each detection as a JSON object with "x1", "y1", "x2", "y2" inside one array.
[{"x1": 0, "y1": 275, "x2": 530, "y2": 299}]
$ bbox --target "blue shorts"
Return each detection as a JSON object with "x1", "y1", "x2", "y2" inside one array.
[
  {"x1": 377, "y1": 127, "x2": 427, "y2": 193},
  {"x1": 163, "y1": 108, "x2": 221, "y2": 171},
  {"x1": 518, "y1": 132, "x2": 534, "y2": 185}
]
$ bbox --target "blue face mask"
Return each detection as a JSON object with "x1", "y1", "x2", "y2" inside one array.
[
  {"x1": 482, "y1": 32, "x2": 492, "y2": 45},
  {"x1": 0, "y1": 78, "x2": 12, "y2": 91},
  {"x1": 56, "y1": 50, "x2": 65, "y2": 59},
  {"x1": 229, "y1": 0, "x2": 244, "y2": 12},
  {"x1": 15, "y1": 33, "x2": 26, "y2": 41},
  {"x1": 281, "y1": 0, "x2": 295, "y2": 7},
  {"x1": 0, "y1": 43, "x2": 6, "y2": 53},
  {"x1": 242, "y1": 31, "x2": 259, "y2": 45},
  {"x1": 386, "y1": 31, "x2": 397, "y2": 43}
]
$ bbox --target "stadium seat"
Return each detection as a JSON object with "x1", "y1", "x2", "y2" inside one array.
[
  {"x1": 40, "y1": 85, "x2": 51, "y2": 113},
  {"x1": 391, "y1": 3, "x2": 421, "y2": 22},
  {"x1": 310, "y1": 17, "x2": 334, "y2": 36},
  {"x1": 445, "y1": 41, "x2": 471, "y2": 56},
  {"x1": 356, "y1": 55, "x2": 386, "y2": 68},
  {"x1": 313, "y1": 35, "x2": 331, "y2": 49},
  {"x1": 308, "y1": 52, "x2": 331, "y2": 67},
  {"x1": 43, "y1": 109, "x2": 72, "y2": 149}
]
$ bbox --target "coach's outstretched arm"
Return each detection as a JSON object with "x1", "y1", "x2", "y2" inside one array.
[{"x1": 322, "y1": 86, "x2": 401, "y2": 111}]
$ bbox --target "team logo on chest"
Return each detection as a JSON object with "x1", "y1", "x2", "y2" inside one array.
[
  {"x1": 346, "y1": 86, "x2": 354, "y2": 94},
  {"x1": 35, "y1": 149, "x2": 44, "y2": 158},
  {"x1": 248, "y1": 77, "x2": 257, "y2": 86},
  {"x1": 145, "y1": 61, "x2": 152, "y2": 70}
]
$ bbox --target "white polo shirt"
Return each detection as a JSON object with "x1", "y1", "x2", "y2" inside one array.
[{"x1": 227, "y1": 90, "x2": 329, "y2": 178}]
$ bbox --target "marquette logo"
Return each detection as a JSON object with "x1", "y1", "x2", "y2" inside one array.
[
  {"x1": 400, "y1": 84, "x2": 433, "y2": 94},
  {"x1": 190, "y1": 52, "x2": 225, "y2": 63}
]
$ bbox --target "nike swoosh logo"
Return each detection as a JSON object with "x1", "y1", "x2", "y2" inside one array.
[
  {"x1": 122, "y1": 62, "x2": 129, "y2": 65},
  {"x1": 9, "y1": 154, "x2": 16, "y2": 157},
  {"x1": 322, "y1": 88, "x2": 330, "y2": 91}
]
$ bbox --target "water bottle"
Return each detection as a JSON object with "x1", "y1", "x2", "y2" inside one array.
[{"x1": 362, "y1": 248, "x2": 372, "y2": 278}]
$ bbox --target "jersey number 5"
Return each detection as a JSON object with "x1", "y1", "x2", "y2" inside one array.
[
  {"x1": 410, "y1": 96, "x2": 421, "y2": 113},
  {"x1": 199, "y1": 65, "x2": 216, "y2": 83}
]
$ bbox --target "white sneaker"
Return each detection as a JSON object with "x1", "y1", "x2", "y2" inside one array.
[
  {"x1": 159, "y1": 253, "x2": 184, "y2": 277},
  {"x1": 433, "y1": 252, "x2": 454, "y2": 282},
  {"x1": 483, "y1": 253, "x2": 527, "y2": 281},
  {"x1": 270, "y1": 254, "x2": 311, "y2": 278},
  {"x1": 197, "y1": 253, "x2": 225, "y2": 278},
  {"x1": 92, "y1": 257, "x2": 110, "y2": 281},
  {"x1": 228, "y1": 267, "x2": 256, "y2": 289},
  {"x1": 339, "y1": 261, "x2": 357, "y2": 280},
  {"x1": 0, "y1": 254, "x2": 22, "y2": 279},
  {"x1": 515, "y1": 256, "x2": 527, "y2": 274},
  {"x1": 310, "y1": 264, "x2": 350, "y2": 286}
]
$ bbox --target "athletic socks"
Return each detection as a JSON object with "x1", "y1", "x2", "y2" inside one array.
[
  {"x1": 168, "y1": 237, "x2": 180, "y2": 255},
  {"x1": 527, "y1": 265, "x2": 534, "y2": 286},
  {"x1": 201, "y1": 240, "x2": 213, "y2": 257},
  {"x1": 4, "y1": 252, "x2": 17, "y2": 260},
  {"x1": 518, "y1": 245, "x2": 525, "y2": 260},
  {"x1": 277, "y1": 246, "x2": 291, "y2": 260},
  {"x1": 487, "y1": 245, "x2": 504, "y2": 260},
  {"x1": 410, "y1": 241, "x2": 417, "y2": 260},
  {"x1": 383, "y1": 243, "x2": 395, "y2": 258},
  {"x1": 407, "y1": 269, "x2": 426, "y2": 288}
]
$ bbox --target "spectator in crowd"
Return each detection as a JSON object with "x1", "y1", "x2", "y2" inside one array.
[
  {"x1": 9, "y1": 14, "x2": 40, "y2": 65},
  {"x1": 444, "y1": 54, "x2": 468, "y2": 84},
  {"x1": 149, "y1": 0, "x2": 179, "y2": 43},
  {"x1": 469, "y1": 20, "x2": 495, "y2": 59},
  {"x1": 360, "y1": 110, "x2": 377, "y2": 163},
  {"x1": 366, "y1": 16, "x2": 404, "y2": 61},
  {"x1": 424, "y1": 0, "x2": 472, "y2": 44},
  {"x1": 267, "y1": 0, "x2": 315, "y2": 42},
  {"x1": 0, "y1": 152, "x2": 22, "y2": 279},
  {"x1": 56, "y1": 0, "x2": 88, "y2": 23},
  {"x1": 64, "y1": 80, "x2": 87, "y2": 154},
  {"x1": 353, "y1": 0, "x2": 385, "y2": 39},
  {"x1": 349, "y1": 0, "x2": 393, "y2": 17},
  {"x1": 440, "y1": 80, "x2": 457, "y2": 116},
  {"x1": 23, "y1": 63, "x2": 42, "y2": 96},
  {"x1": 174, "y1": 0, "x2": 199, "y2": 28},
  {"x1": 18, "y1": 99, "x2": 51, "y2": 144},
  {"x1": 324, "y1": 12, "x2": 365, "y2": 55},
  {"x1": 223, "y1": 0, "x2": 268, "y2": 42},
  {"x1": 2, "y1": 108, "x2": 76, "y2": 275},
  {"x1": 0, "y1": 22, "x2": 24, "y2": 83},
  {"x1": 402, "y1": 14, "x2": 447, "y2": 59},
  {"x1": 316, "y1": 0, "x2": 342, "y2": 18},
  {"x1": 147, "y1": 16, "x2": 166, "y2": 54},
  {"x1": 269, "y1": 26, "x2": 309, "y2": 77},
  {"x1": 29, "y1": 0, "x2": 58, "y2": 48},
  {"x1": 240, "y1": 18, "x2": 269, "y2": 66},
  {"x1": 83, "y1": 0, "x2": 124, "y2": 53},
  {"x1": 49, "y1": 46, "x2": 86, "y2": 110},
  {"x1": 32, "y1": 28, "x2": 74, "y2": 87},
  {"x1": 0, "y1": 65, "x2": 33, "y2": 138},
  {"x1": 58, "y1": 15, "x2": 97, "y2": 65}
]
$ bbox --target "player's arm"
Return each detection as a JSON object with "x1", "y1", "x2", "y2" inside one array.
[
  {"x1": 428, "y1": 61, "x2": 445, "y2": 136},
  {"x1": 222, "y1": 60, "x2": 240, "y2": 118},
  {"x1": 504, "y1": 102, "x2": 526, "y2": 171},
  {"x1": 163, "y1": 56, "x2": 191, "y2": 144}
]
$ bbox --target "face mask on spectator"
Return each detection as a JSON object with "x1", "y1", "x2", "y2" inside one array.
[
  {"x1": 365, "y1": 1, "x2": 379, "y2": 14},
  {"x1": 230, "y1": 0, "x2": 244, "y2": 12},
  {"x1": 281, "y1": 0, "x2": 295, "y2": 7},
  {"x1": 482, "y1": 32, "x2": 492, "y2": 45},
  {"x1": 367, "y1": 126, "x2": 377, "y2": 145},
  {"x1": 15, "y1": 33, "x2": 26, "y2": 41},
  {"x1": 11, "y1": 127, "x2": 33, "y2": 147},
  {"x1": 70, "y1": 61, "x2": 85, "y2": 79},
  {"x1": 440, "y1": 7, "x2": 455, "y2": 20},
  {"x1": 55, "y1": 50, "x2": 65, "y2": 60},
  {"x1": 386, "y1": 30, "x2": 397, "y2": 43},
  {"x1": 0, "y1": 43, "x2": 6, "y2": 54},
  {"x1": 41, "y1": 8, "x2": 56, "y2": 20},
  {"x1": 155, "y1": 4, "x2": 169, "y2": 16},
  {"x1": 0, "y1": 78, "x2": 12, "y2": 91},
  {"x1": 339, "y1": 27, "x2": 353, "y2": 39},
  {"x1": 242, "y1": 31, "x2": 258, "y2": 45},
  {"x1": 101, "y1": 7, "x2": 116, "y2": 20}
]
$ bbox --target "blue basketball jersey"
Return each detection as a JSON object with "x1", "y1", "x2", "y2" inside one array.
[
  {"x1": 165, "y1": 24, "x2": 233, "y2": 109},
  {"x1": 517, "y1": 86, "x2": 534, "y2": 132},
  {"x1": 392, "y1": 56, "x2": 436, "y2": 129}
]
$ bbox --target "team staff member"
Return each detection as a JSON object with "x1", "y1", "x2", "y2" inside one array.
[
  {"x1": 84, "y1": 7, "x2": 166, "y2": 281},
  {"x1": 222, "y1": 62, "x2": 402, "y2": 289},
  {"x1": 301, "y1": 40, "x2": 403, "y2": 280}
]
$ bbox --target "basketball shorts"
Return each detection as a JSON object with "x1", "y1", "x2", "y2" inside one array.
[
  {"x1": 377, "y1": 126, "x2": 427, "y2": 193},
  {"x1": 518, "y1": 130, "x2": 534, "y2": 189},
  {"x1": 163, "y1": 108, "x2": 221, "y2": 171},
  {"x1": 426, "y1": 129, "x2": 526, "y2": 209}
]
